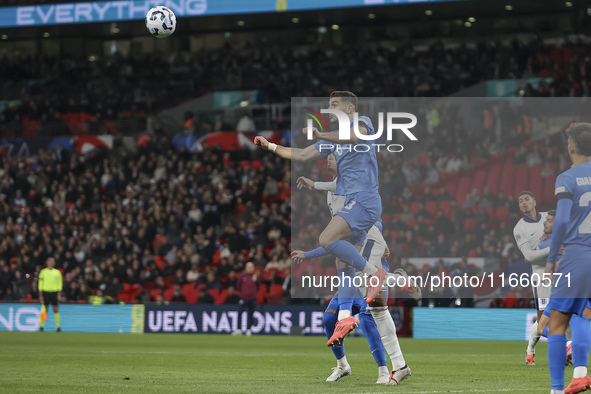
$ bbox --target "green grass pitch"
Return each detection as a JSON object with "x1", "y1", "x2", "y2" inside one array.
[{"x1": 0, "y1": 332, "x2": 567, "y2": 393}]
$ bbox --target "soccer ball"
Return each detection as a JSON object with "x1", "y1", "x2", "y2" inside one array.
[{"x1": 145, "y1": 6, "x2": 176, "y2": 38}]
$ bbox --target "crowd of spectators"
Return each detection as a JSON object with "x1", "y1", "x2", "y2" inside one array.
[
  {"x1": 0, "y1": 35, "x2": 584, "y2": 308},
  {"x1": 2, "y1": 37, "x2": 591, "y2": 136}
]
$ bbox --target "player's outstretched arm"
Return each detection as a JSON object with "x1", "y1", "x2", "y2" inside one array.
[
  {"x1": 254, "y1": 136, "x2": 321, "y2": 161},
  {"x1": 291, "y1": 247, "x2": 330, "y2": 264}
]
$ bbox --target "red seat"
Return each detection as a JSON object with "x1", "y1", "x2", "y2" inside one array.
[
  {"x1": 528, "y1": 164, "x2": 543, "y2": 203},
  {"x1": 543, "y1": 175, "x2": 557, "y2": 205},
  {"x1": 410, "y1": 201, "x2": 420, "y2": 214},
  {"x1": 257, "y1": 284, "x2": 268, "y2": 305},
  {"x1": 495, "y1": 206, "x2": 509, "y2": 222},
  {"x1": 513, "y1": 164, "x2": 530, "y2": 199},
  {"x1": 439, "y1": 201, "x2": 452, "y2": 217},
  {"x1": 499, "y1": 158, "x2": 515, "y2": 197},
  {"x1": 425, "y1": 201, "x2": 438, "y2": 218},
  {"x1": 455, "y1": 176, "x2": 472, "y2": 205},
  {"x1": 149, "y1": 289, "x2": 162, "y2": 301},
  {"x1": 405, "y1": 219, "x2": 416, "y2": 228},
  {"x1": 154, "y1": 256, "x2": 165, "y2": 271},
  {"x1": 208, "y1": 289, "x2": 220, "y2": 301},
  {"x1": 182, "y1": 284, "x2": 199, "y2": 303},
  {"x1": 463, "y1": 218, "x2": 477, "y2": 231},
  {"x1": 467, "y1": 249, "x2": 477, "y2": 257},
  {"x1": 471, "y1": 170, "x2": 487, "y2": 193},
  {"x1": 485, "y1": 163, "x2": 502, "y2": 195},
  {"x1": 216, "y1": 289, "x2": 228, "y2": 304},
  {"x1": 484, "y1": 206, "x2": 494, "y2": 218},
  {"x1": 164, "y1": 286, "x2": 176, "y2": 302}
]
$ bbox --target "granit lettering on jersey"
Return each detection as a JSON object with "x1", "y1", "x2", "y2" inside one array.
[{"x1": 576, "y1": 177, "x2": 591, "y2": 186}]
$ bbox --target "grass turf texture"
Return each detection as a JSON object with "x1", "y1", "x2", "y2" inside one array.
[{"x1": 0, "y1": 332, "x2": 564, "y2": 393}]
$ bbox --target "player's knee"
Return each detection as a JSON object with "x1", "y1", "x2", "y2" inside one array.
[
  {"x1": 318, "y1": 232, "x2": 333, "y2": 249},
  {"x1": 323, "y1": 310, "x2": 337, "y2": 328}
]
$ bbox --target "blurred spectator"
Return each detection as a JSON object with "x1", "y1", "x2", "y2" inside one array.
[{"x1": 170, "y1": 286, "x2": 186, "y2": 303}]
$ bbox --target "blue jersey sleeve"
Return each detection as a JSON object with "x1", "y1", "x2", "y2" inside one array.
[
  {"x1": 313, "y1": 140, "x2": 335, "y2": 158},
  {"x1": 548, "y1": 174, "x2": 574, "y2": 264}
]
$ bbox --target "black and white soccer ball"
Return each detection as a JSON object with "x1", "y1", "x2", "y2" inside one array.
[{"x1": 145, "y1": 6, "x2": 176, "y2": 38}]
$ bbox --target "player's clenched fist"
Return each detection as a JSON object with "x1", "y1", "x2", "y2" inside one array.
[
  {"x1": 291, "y1": 250, "x2": 305, "y2": 264},
  {"x1": 254, "y1": 136, "x2": 269, "y2": 150},
  {"x1": 302, "y1": 126, "x2": 321, "y2": 140}
]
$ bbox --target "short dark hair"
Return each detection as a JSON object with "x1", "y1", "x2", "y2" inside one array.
[
  {"x1": 548, "y1": 210, "x2": 556, "y2": 217},
  {"x1": 330, "y1": 91, "x2": 358, "y2": 110},
  {"x1": 518, "y1": 191, "x2": 535, "y2": 200},
  {"x1": 566, "y1": 123, "x2": 591, "y2": 157}
]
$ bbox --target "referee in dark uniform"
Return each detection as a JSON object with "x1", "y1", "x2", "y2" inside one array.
[{"x1": 38, "y1": 258, "x2": 63, "y2": 332}]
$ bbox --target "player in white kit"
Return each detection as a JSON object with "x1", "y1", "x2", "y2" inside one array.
[{"x1": 513, "y1": 191, "x2": 551, "y2": 365}]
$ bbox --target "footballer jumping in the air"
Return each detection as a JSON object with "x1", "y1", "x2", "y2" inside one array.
[
  {"x1": 292, "y1": 154, "x2": 416, "y2": 384},
  {"x1": 255, "y1": 92, "x2": 388, "y2": 346}
]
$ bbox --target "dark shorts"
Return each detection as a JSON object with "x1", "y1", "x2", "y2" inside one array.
[{"x1": 42, "y1": 291, "x2": 58, "y2": 306}]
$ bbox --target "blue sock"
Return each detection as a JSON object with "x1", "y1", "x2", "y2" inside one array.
[
  {"x1": 542, "y1": 326, "x2": 549, "y2": 338},
  {"x1": 326, "y1": 240, "x2": 367, "y2": 272},
  {"x1": 570, "y1": 314, "x2": 591, "y2": 368},
  {"x1": 548, "y1": 335, "x2": 567, "y2": 390},
  {"x1": 360, "y1": 309, "x2": 387, "y2": 367},
  {"x1": 337, "y1": 267, "x2": 356, "y2": 315},
  {"x1": 323, "y1": 311, "x2": 345, "y2": 360}
]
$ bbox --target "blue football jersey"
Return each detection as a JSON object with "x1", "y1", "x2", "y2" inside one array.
[
  {"x1": 537, "y1": 233, "x2": 552, "y2": 250},
  {"x1": 313, "y1": 115, "x2": 379, "y2": 195},
  {"x1": 554, "y1": 162, "x2": 591, "y2": 247}
]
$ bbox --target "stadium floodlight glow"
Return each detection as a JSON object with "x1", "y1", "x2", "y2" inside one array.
[
  {"x1": 237, "y1": 20, "x2": 245, "y2": 26},
  {"x1": 425, "y1": 10, "x2": 433, "y2": 15},
  {"x1": 240, "y1": 100, "x2": 249, "y2": 107},
  {"x1": 505, "y1": 4, "x2": 513, "y2": 10},
  {"x1": 0, "y1": 35, "x2": 7, "y2": 40},
  {"x1": 42, "y1": 32, "x2": 50, "y2": 37},
  {"x1": 331, "y1": 24, "x2": 339, "y2": 30},
  {"x1": 291, "y1": 17, "x2": 299, "y2": 23},
  {"x1": 464, "y1": 21, "x2": 472, "y2": 27},
  {"x1": 368, "y1": 13, "x2": 376, "y2": 19},
  {"x1": 468, "y1": 17, "x2": 475, "y2": 22},
  {"x1": 566, "y1": 1, "x2": 573, "y2": 7},
  {"x1": 224, "y1": 31, "x2": 231, "y2": 38},
  {"x1": 318, "y1": 26, "x2": 327, "y2": 34},
  {"x1": 88, "y1": 55, "x2": 97, "y2": 62}
]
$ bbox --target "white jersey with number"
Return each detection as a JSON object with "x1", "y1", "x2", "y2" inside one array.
[{"x1": 513, "y1": 211, "x2": 551, "y2": 310}]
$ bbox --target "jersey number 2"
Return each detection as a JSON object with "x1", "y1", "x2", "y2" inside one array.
[{"x1": 579, "y1": 192, "x2": 591, "y2": 234}]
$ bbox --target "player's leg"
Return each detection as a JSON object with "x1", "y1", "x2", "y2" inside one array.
[
  {"x1": 320, "y1": 196, "x2": 386, "y2": 301},
  {"x1": 323, "y1": 297, "x2": 351, "y2": 382},
  {"x1": 39, "y1": 293, "x2": 48, "y2": 332},
  {"x1": 245, "y1": 300, "x2": 255, "y2": 336},
  {"x1": 362, "y1": 232, "x2": 411, "y2": 383},
  {"x1": 335, "y1": 258, "x2": 356, "y2": 321},
  {"x1": 357, "y1": 300, "x2": 389, "y2": 384},
  {"x1": 526, "y1": 309, "x2": 543, "y2": 365},
  {"x1": 53, "y1": 301, "x2": 60, "y2": 332},
  {"x1": 527, "y1": 275, "x2": 549, "y2": 365},
  {"x1": 569, "y1": 311, "x2": 591, "y2": 384},
  {"x1": 233, "y1": 301, "x2": 247, "y2": 335},
  {"x1": 548, "y1": 306, "x2": 572, "y2": 393}
]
